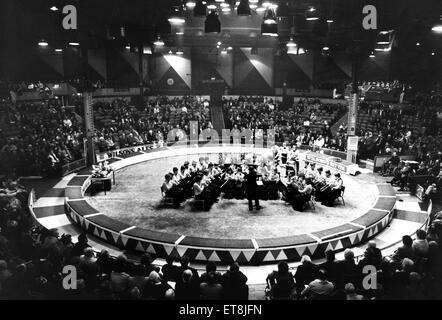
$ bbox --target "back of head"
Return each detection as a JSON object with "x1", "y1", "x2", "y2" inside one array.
[
  {"x1": 149, "y1": 271, "x2": 161, "y2": 284},
  {"x1": 344, "y1": 249, "x2": 354, "y2": 261},
  {"x1": 206, "y1": 261, "x2": 217, "y2": 273},
  {"x1": 277, "y1": 261, "x2": 289, "y2": 274},
  {"x1": 230, "y1": 262, "x2": 240, "y2": 273},
  {"x1": 416, "y1": 229, "x2": 427, "y2": 240},
  {"x1": 344, "y1": 283, "x2": 356, "y2": 294},
  {"x1": 318, "y1": 269, "x2": 327, "y2": 281},
  {"x1": 402, "y1": 235, "x2": 413, "y2": 247},
  {"x1": 182, "y1": 269, "x2": 193, "y2": 283}
]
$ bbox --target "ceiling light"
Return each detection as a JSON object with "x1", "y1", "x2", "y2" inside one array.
[
  {"x1": 55, "y1": 48, "x2": 63, "y2": 52},
  {"x1": 154, "y1": 37, "x2": 165, "y2": 46},
  {"x1": 263, "y1": 8, "x2": 277, "y2": 24},
  {"x1": 125, "y1": 45, "x2": 131, "y2": 50},
  {"x1": 250, "y1": 4, "x2": 258, "y2": 9},
  {"x1": 221, "y1": 48, "x2": 228, "y2": 54},
  {"x1": 262, "y1": 1, "x2": 272, "y2": 7},
  {"x1": 298, "y1": 48, "x2": 306, "y2": 54},
  {"x1": 432, "y1": 24, "x2": 442, "y2": 33},
  {"x1": 38, "y1": 40, "x2": 48, "y2": 47},
  {"x1": 416, "y1": 42, "x2": 420, "y2": 46},
  {"x1": 227, "y1": 46, "x2": 233, "y2": 50},
  {"x1": 323, "y1": 46, "x2": 329, "y2": 51},
  {"x1": 186, "y1": 0, "x2": 197, "y2": 8},
  {"x1": 369, "y1": 52, "x2": 375, "y2": 58},
  {"x1": 176, "y1": 48, "x2": 184, "y2": 55},
  {"x1": 256, "y1": 6, "x2": 266, "y2": 13},
  {"x1": 50, "y1": 6, "x2": 58, "y2": 11},
  {"x1": 220, "y1": 1, "x2": 230, "y2": 8},
  {"x1": 68, "y1": 42, "x2": 80, "y2": 46},
  {"x1": 176, "y1": 31, "x2": 184, "y2": 35},
  {"x1": 250, "y1": 0, "x2": 259, "y2": 3},
  {"x1": 431, "y1": 52, "x2": 436, "y2": 56},
  {"x1": 286, "y1": 38, "x2": 296, "y2": 47},
  {"x1": 207, "y1": 0, "x2": 217, "y2": 10},
  {"x1": 168, "y1": 8, "x2": 185, "y2": 24},
  {"x1": 222, "y1": 7, "x2": 231, "y2": 12},
  {"x1": 327, "y1": 18, "x2": 334, "y2": 23}
]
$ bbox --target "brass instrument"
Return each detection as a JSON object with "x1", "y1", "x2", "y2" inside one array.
[{"x1": 320, "y1": 183, "x2": 333, "y2": 192}]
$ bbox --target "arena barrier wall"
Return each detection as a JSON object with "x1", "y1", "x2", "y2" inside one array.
[{"x1": 64, "y1": 145, "x2": 397, "y2": 264}]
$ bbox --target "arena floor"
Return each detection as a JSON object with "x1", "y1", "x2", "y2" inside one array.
[{"x1": 85, "y1": 155, "x2": 383, "y2": 239}]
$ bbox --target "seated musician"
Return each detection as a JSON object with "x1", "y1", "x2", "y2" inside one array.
[
  {"x1": 306, "y1": 163, "x2": 316, "y2": 180},
  {"x1": 321, "y1": 173, "x2": 343, "y2": 206},
  {"x1": 198, "y1": 157, "x2": 207, "y2": 171},
  {"x1": 193, "y1": 176, "x2": 208, "y2": 201},
  {"x1": 292, "y1": 177, "x2": 314, "y2": 212},
  {"x1": 162, "y1": 174, "x2": 174, "y2": 195},
  {"x1": 172, "y1": 167, "x2": 181, "y2": 184},
  {"x1": 189, "y1": 160, "x2": 199, "y2": 173},
  {"x1": 179, "y1": 165, "x2": 190, "y2": 180},
  {"x1": 316, "y1": 170, "x2": 332, "y2": 202}
]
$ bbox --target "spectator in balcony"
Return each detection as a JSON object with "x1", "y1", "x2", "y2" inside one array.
[
  {"x1": 336, "y1": 249, "x2": 359, "y2": 289},
  {"x1": 142, "y1": 271, "x2": 172, "y2": 300},
  {"x1": 344, "y1": 283, "x2": 365, "y2": 300},
  {"x1": 266, "y1": 261, "x2": 296, "y2": 299}
]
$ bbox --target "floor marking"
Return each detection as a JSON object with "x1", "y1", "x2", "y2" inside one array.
[
  {"x1": 120, "y1": 226, "x2": 136, "y2": 234},
  {"x1": 306, "y1": 233, "x2": 322, "y2": 243},
  {"x1": 348, "y1": 222, "x2": 366, "y2": 229},
  {"x1": 251, "y1": 239, "x2": 259, "y2": 249},
  {"x1": 175, "y1": 235, "x2": 186, "y2": 245},
  {"x1": 83, "y1": 213, "x2": 103, "y2": 218}
]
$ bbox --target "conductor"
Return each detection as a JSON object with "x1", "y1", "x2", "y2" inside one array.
[{"x1": 245, "y1": 166, "x2": 261, "y2": 211}]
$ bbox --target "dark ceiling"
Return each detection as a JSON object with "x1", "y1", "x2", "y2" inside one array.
[{"x1": 1, "y1": 0, "x2": 441, "y2": 50}]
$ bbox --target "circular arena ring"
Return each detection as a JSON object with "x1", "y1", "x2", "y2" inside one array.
[{"x1": 63, "y1": 143, "x2": 397, "y2": 265}]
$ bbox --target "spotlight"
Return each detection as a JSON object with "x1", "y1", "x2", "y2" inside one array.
[
  {"x1": 305, "y1": 8, "x2": 319, "y2": 21},
  {"x1": 263, "y1": 8, "x2": 277, "y2": 24},
  {"x1": 168, "y1": 8, "x2": 185, "y2": 24},
  {"x1": 432, "y1": 24, "x2": 442, "y2": 33},
  {"x1": 237, "y1": 0, "x2": 251, "y2": 16},
  {"x1": 154, "y1": 37, "x2": 165, "y2": 46},
  {"x1": 125, "y1": 45, "x2": 131, "y2": 50},
  {"x1": 194, "y1": 0, "x2": 207, "y2": 17},
  {"x1": 205, "y1": 10, "x2": 221, "y2": 33},
  {"x1": 186, "y1": 0, "x2": 196, "y2": 8},
  {"x1": 286, "y1": 38, "x2": 296, "y2": 47},
  {"x1": 323, "y1": 46, "x2": 329, "y2": 51},
  {"x1": 432, "y1": 52, "x2": 436, "y2": 56},
  {"x1": 416, "y1": 42, "x2": 420, "y2": 46},
  {"x1": 207, "y1": 0, "x2": 217, "y2": 10},
  {"x1": 50, "y1": 6, "x2": 58, "y2": 11},
  {"x1": 38, "y1": 40, "x2": 49, "y2": 47}
]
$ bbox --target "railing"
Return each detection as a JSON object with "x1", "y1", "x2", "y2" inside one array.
[{"x1": 61, "y1": 158, "x2": 87, "y2": 176}]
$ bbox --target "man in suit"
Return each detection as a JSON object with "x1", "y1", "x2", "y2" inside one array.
[{"x1": 245, "y1": 166, "x2": 261, "y2": 211}]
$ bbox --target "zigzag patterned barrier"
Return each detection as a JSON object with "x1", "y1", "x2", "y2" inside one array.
[{"x1": 63, "y1": 146, "x2": 397, "y2": 265}]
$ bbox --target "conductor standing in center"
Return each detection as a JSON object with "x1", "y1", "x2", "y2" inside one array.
[{"x1": 245, "y1": 165, "x2": 261, "y2": 211}]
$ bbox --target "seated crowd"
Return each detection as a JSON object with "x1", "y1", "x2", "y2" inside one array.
[
  {"x1": 223, "y1": 96, "x2": 347, "y2": 150},
  {"x1": 0, "y1": 100, "x2": 84, "y2": 177},
  {"x1": 1, "y1": 178, "x2": 442, "y2": 299},
  {"x1": 94, "y1": 96, "x2": 213, "y2": 152}
]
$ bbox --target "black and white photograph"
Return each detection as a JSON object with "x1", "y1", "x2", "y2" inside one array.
[{"x1": 1, "y1": 0, "x2": 442, "y2": 310}]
